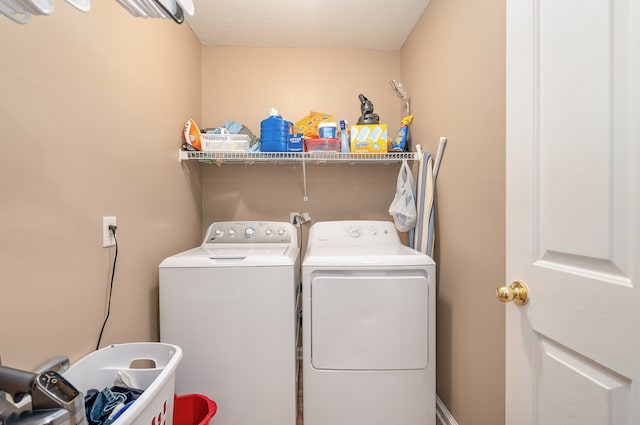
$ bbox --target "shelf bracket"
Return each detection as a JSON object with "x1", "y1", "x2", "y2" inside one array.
[{"x1": 301, "y1": 157, "x2": 309, "y2": 202}]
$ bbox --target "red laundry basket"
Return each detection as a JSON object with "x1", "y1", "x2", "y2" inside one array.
[{"x1": 173, "y1": 394, "x2": 217, "y2": 425}]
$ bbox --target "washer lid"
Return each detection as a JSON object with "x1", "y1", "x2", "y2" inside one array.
[
  {"x1": 204, "y1": 246, "x2": 289, "y2": 256},
  {"x1": 160, "y1": 245, "x2": 297, "y2": 267}
]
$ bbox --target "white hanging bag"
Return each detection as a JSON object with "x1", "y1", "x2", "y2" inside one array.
[{"x1": 388, "y1": 159, "x2": 417, "y2": 232}]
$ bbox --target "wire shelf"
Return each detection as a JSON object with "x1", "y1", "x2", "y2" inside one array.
[
  {"x1": 176, "y1": 143, "x2": 432, "y2": 202},
  {"x1": 178, "y1": 150, "x2": 421, "y2": 164}
]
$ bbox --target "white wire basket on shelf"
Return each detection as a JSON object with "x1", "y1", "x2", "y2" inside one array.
[{"x1": 200, "y1": 132, "x2": 251, "y2": 152}]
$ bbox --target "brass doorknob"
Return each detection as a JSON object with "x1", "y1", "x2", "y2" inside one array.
[{"x1": 496, "y1": 281, "x2": 529, "y2": 305}]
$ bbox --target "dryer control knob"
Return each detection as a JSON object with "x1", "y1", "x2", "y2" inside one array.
[
  {"x1": 244, "y1": 227, "x2": 256, "y2": 238},
  {"x1": 350, "y1": 229, "x2": 361, "y2": 238}
]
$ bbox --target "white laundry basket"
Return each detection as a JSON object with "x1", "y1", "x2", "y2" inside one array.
[{"x1": 63, "y1": 343, "x2": 183, "y2": 425}]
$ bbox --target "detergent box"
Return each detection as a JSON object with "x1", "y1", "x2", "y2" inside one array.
[
  {"x1": 287, "y1": 133, "x2": 304, "y2": 152},
  {"x1": 350, "y1": 124, "x2": 388, "y2": 153}
]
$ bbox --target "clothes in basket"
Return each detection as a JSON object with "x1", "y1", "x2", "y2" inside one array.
[{"x1": 85, "y1": 386, "x2": 144, "y2": 425}]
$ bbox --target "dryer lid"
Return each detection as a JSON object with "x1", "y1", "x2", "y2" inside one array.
[{"x1": 303, "y1": 244, "x2": 434, "y2": 267}]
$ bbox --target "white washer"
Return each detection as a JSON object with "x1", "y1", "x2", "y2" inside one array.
[
  {"x1": 302, "y1": 220, "x2": 435, "y2": 425},
  {"x1": 159, "y1": 221, "x2": 299, "y2": 425}
]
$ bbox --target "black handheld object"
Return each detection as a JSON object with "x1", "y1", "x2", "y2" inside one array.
[
  {"x1": 0, "y1": 365, "x2": 86, "y2": 425},
  {"x1": 0, "y1": 366, "x2": 81, "y2": 411},
  {"x1": 357, "y1": 94, "x2": 380, "y2": 124}
]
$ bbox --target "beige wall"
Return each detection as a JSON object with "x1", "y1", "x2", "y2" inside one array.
[
  {"x1": 402, "y1": 0, "x2": 506, "y2": 424},
  {"x1": 200, "y1": 47, "x2": 407, "y2": 233},
  {"x1": 0, "y1": 2, "x2": 202, "y2": 370}
]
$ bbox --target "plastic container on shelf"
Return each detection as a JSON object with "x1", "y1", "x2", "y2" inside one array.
[
  {"x1": 62, "y1": 343, "x2": 183, "y2": 425},
  {"x1": 305, "y1": 138, "x2": 340, "y2": 152},
  {"x1": 173, "y1": 394, "x2": 217, "y2": 425},
  {"x1": 318, "y1": 122, "x2": 337, "y2": 139}
]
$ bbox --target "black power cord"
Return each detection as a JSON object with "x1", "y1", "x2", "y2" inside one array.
[{"x1": 96, "y1": 224, "x2": 118, "y2": 350}]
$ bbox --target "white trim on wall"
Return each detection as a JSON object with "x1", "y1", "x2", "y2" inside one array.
[{"x1": 436, "y1": 395, "x2": 459, "y2": 425}]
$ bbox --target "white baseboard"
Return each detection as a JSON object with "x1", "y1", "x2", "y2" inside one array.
[{"x1": 436, "y1": 394, "x2": 459, "y2": 425}]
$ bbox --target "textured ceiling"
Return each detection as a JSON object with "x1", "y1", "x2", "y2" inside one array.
[{"x1": 186, "y1": 0, "x2": 431, "y2": 50}]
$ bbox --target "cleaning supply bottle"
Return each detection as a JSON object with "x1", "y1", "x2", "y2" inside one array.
[
  {"x1": 260, "y1": 107, "x2": 290, "y2": 152},
  {"x1": 391, "y1": 115, "x2": 414, "y2": 152},
  {"x1": 339, "y1": 120, "x2": 350, "y2": 153}
]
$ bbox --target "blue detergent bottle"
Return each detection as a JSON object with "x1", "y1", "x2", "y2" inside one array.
[{"x1": 260, "y1": 107, "x2": 290, "y2": 152}]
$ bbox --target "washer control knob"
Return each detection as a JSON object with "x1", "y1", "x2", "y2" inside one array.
[
  {"x1": 214, "y1": 229, "x2": 224, "y2": 238},
  {"x1": 265, "y1": 228, "x2": 274, "y2": 237},
  {"x1": 244, "y1": 227, "x2": 256, "y2": 238},
  {"x1": 227, "y1": 228, "x2": 236, "y2": 237},
  {"x1": 277, "y1": 228, "x2": 286, "y2": 237}
]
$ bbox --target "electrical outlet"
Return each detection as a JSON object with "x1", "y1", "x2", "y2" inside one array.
[
  {"x1": 290, "y1": 212, "x2": 300, "y2": 228},
  {"x1": 102, "y1": 216, "x2": 117, "y2": 247}
]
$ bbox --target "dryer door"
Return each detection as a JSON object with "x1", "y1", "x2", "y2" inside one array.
[{"x1": 310, "y1": 272, "x2": 430, "y2": 370}]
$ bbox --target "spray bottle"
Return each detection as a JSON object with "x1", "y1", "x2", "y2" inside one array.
[
  {"x1": 339, "y1": 120, "x2": 350, "y2": 153},
  {"x1": 391, "y1": 115, "x2": 414, "y2": 152}
]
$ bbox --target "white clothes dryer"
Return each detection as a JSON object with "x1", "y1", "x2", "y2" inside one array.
[
  {"x1": 159, "y1": 221, "x2": 299, "y2": 425},
  {"x1": 302, "y1": 220, "x2": 435, "y2": 425}
]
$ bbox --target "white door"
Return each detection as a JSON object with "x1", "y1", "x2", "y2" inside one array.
[{"x1": 505, "y1": 0, "x2": 640, "y2": 424}]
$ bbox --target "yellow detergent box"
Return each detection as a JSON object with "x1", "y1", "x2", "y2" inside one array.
[{"x1": 350, "y1": 124, "x2": 388, "y2": 153}]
